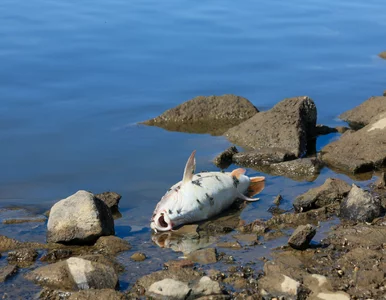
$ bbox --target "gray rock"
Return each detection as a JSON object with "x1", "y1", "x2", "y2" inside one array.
[
  {"x1": 294, "y1": 178, "x2": 352, "y2": 212},
  {"x1": 213, "y1": 146, "x2": 238, "y2": 169},
  {"x1": 94, "y1": 191, "x2": 121, "y2": 210},
  {"x1": 315, "y1": 124, "x2": 337, "y2": 135},
  {"x1": 25, "y1": 256, "x2": 119, "y2": 291},
  {"x1": 148, "y1": 278, "x2": 191, "y2": 299},
  {"x1": 7, "y1": 248, "x2": 38, "y2": 263},
  {"x1": 0, "y1": 265, "x2": 18, "y2": 282},
  {"x1": 225, "y1": 96, "x2": 317, "y2": 157},
  {"x1": 232, "y1": 148, "x2": 296, "y2": 167},
  {"x1": 47, "y1": 190, "x2": 115, "y2": 244},
  {"x1": 259, "y1": 273, "x2": 305, "y2": 298},
  {"x1": 191, "y1": 276, "x2": 222, "y2": 297},
  {"x1": 288, "y1": 224, "x2": 316, "y2": 250},
  {"x1": 273, "y1": 194, "x2": 282, "y2": 206},
  {"x1": 187, "y1": 248, "x2": 218, "y2": 265},
  {"x1": 340, "y1": 185, "x2": 382, "y2": 222},
  {"x1": 321, "y1": 112, "x2": 386, "y2": 174},
  {"x1": 142, "y1": 94, "x2": 258, "y2": 135},
  {"x1": 339, "y1": 96, "x2": 386, "y2": 129}
]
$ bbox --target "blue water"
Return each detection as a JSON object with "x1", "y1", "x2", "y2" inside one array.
[{"x1": 0, "y1": 0, "x2": 385, "y2": 294}]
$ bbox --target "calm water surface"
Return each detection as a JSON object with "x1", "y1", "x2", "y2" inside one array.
[{"x1": 0, "y1": 0, "x2": 385, "y2": 295}]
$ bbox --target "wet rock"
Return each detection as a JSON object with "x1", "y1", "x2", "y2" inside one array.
[
  {"x1": 79, "y1": 254, "x2": 123, "y2": 274},
  {"x1": 7, "y1": 248, "x2": 38, "y2": 267},
  {"x1": 94, "y1": 191, "x2": 121, "y2": 210},
  {"x1": 216, "y1": 241, "x2": 242, "y2": 249},
  {"x1": 259, "y1": 274, "x2": 307, "y2": 298},
  {"x1": 288, "y1": 224, "x2": 316, "y2": 250},
  {"x1": 0, "y1": 235, "x2": 46, "y2": 252},
  {"x1": 321, "y1": 112, "x2": 386, "y2": 173},
  {"x1": 294, "y1": 178, "x2": 352, "y2": 212},
  {"x1": 142, "y1": 94, "x2": 258, "y2": 135},
  {"x1": 25, "y1": 256, "x2": 118, "y2": 290},
  {"x1": 315, "y1": 124, "x2": 337, "y2": 135},
  {"x1": 164, "y1": 259, "x2": 194, "y2": 270},
  {"x1": 273, "y1": 194, "x2": 282, "y2": 206},
  {"x1": 187, "y1": 248, "x2": 218, "y2": 265},
  {"x1": 335, "y1": 126, "x2": 349, "y2": 134},
  {"x1": 232, "y1": 148, "x2": 296, "y2": 167},
  {"x1": 266, "y1": 157, "x2": 324, "y2": 181},
  {"x1": 213, "y1": 146, "x2": 238, "y2": 169},
  {"x1": 0, "y1": 265, "x2": 18, "y2": 282},
  {"x1": 374, "y1": 172, "x2": 386, "y2": 188},
  {"x1": 131, "y1": 252, "x2": 147, "y2": 261},
  {"x1": 378, "y1": 51, "x2": 386, "y2": 59},
  {"x1": 2, "y1": 217, "x2": 46, "y2": 224},
  {"x1": 148, "y1": 278, "x2": 191, "y2": 299},
  {"x1": 225, "y1": 96, "x2": 317, "y2": 157},
  {"x1": 40, "y1": 249, "x2": 73, "y2": 262},
  {"x1": 340, "y1": 185, "x2": 382, "y2": 222},
  {"x1": 191, "y1": 276, "x2": 222, "y2": 297},
  {"x1": 237, "y1": 219, "x2": 267, "y2": 235},
  {"x1": 39, "y1": 288, "x2": 125, "y2": 300},
  {"x1": 94, "y1": 236, "x2": 131, "y2": 255},
  {"x1": 339, "y1": 96, "x2": 386, "y2": 129},
  {"x1": 47, "y1": 190, "x2": 115, "y2": 244}
]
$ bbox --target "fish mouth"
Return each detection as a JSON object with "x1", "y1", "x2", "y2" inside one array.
[{"x1": 151, "y1": 212, "x2": 173, "y2": 232}]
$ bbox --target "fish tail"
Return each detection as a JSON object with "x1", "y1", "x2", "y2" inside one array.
[{"x1": 247, "y1": 176, "x2": 265, "y2": 197}]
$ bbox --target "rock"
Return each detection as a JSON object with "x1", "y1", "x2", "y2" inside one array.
[
  {"x1": 25, "y1": 256, "x2": 118, "y2": 290},
  {"x1": 384, "y1": 90, "x2": 386, "y2": 96},
  {"x1": 94, "y1": 191, "x2": 121, "y2": 210},
  {"x1": 39, "y1": 288, "x2": 125, "y2": 300},
  {"x1": 335, "y1": 126, "x2": 349, "y2": 134},
  {"x1": 273, "y1": 195, "x2": 282, "y2": 206},
  {"x1": 131, "y1": 252, "x2": 146, "y2": 261},
  {"x1": 339, "y1": 96, "x2": 386, "y2": 129},
  {"x1": 379, "y1": 51, "x2": 386, "y2": 59},
  {"x1": 213, "y1": 146, "x2": 238, "y2": 169},
  {"x1": 47, "y1": 190, "x2": 115, "y2": 244},
  {"x1": 0, "y1": 235, "x2": 45, "y2": 252},
  {"x1": 191, "y1": 276, "x2": 222, "y2": 297},
  {"x1": 340, "y1": 185, "x2": 382, "y2": 222},
  {"x1": 94, "y1": 236, "x2": 131, "y2": 255},
  {"x1": 142, "y1": 94, "x2": 258, "y2": 135},
  {"x1": 266, "y1": 157, "x2": 324, "y2": 181},
  {"x1": 288, "y1": 224, "x2": 316, "y2": 250},
  {"x1": 0, "y1": 265, "x2": 18, "y2": 282},
  {"x1": 237, "y1": 219, "x2": 268, "y2": 235},
  {"x1": 259, "y1": 274, "x2": 306, "y2": 298},
  {"x1": 294, "y1": 178, "x2": 352, "y2": 212},
  {"x1": 7, "y1": 248, "x2": 38, "y2": 265},
  {"x1": 216, "y1": 241, "x2": 242, "y2": 249},
  {"x1": 164, "y1": 259, "x2": 194, "y2": 270},
  {"x1": 225, "y1": 96, "x2": 317, "y2": 157},
  {"x1": 374, "y1": 172, "x2": 386, "y2": 188},
  {"x1": 2, "y1": 217, "x2": 46, "y2": 224},
  {"x1": 40, "y1": 249, "x2": 73, "y2": 262},
  {"x1": 187, "y1": 248, "x2": 218, "y2": 265},
  {"x1": 315, "y1": 124, "x2": 337, "y2": 135},
  {"x1": 321, "y1": 112, "x2": 386, "y2": 173},
  {"x1": 148, "y1": 278, "x2": 191, "y2": 299},
  {"x1": 232, "y1": 148, "x2": 296, "y2": 166}
]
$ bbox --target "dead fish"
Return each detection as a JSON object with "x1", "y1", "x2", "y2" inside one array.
[{"x1": 150, "y1": 150, "x2": 265, "y2": 232}]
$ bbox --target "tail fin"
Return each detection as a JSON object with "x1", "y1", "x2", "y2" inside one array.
[{"x1": 247, "y1": 176, "x2": 265, "y2": 197}]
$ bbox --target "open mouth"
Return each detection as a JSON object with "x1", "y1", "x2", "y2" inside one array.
[
  {"x1": 151, "y1": 212, "x2": 172, "y2": 232},
  {"x1": 158, "y1": 214, "x2": 169, "y2": 228}
]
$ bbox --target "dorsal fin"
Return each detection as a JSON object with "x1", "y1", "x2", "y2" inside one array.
[
  {"x1": 230, "y1": 168, "x2": 246, "y2": 179},
  {"x1": 182, "y1": 150, "x2": 196, "y2": 184}
]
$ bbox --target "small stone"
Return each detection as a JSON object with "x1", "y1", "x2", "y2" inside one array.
[
  {"x1": 164, "y1": 259, "x2": 194, "y2": 270},
  {"x1": 94, "y1": 236, "x2": 131, "y2": 255},
  {"x1": 213, "y1": 146, "x2": 238, "y2": 169},
  {"x1": 273, "y1": 195, "x2": 282, "y2": 206},
  {"x1": 0, "y1": 265, "x2": 18, "y2": 282},
  {"x1": 288, "y1": 224, "x2": 316, "y2": 250},
  {"x1": 216, "y1": 241, "x2": 242, "y2": 249},
  {"x1": 131, "y1": 252, "x2": 146, "y2": 261},
  {"x1": 192, "y1": 276, "x2": 222, "y2": 296},
  {"x1": 187, "y1": 248, "x2": 218, "y2": 265},
  {"x1": 374, "y1": 172, "x2": 386, "y2": 188}
]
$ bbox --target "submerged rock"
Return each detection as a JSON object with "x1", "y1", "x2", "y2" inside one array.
[
  {"x1": 321, "y1": 112, "x2": 386, "y2": 174},
  {"x1": 47, "y1": 190, "x2": 115, "y2": 244},
  {"x1": 213, "y1": 146, "x2": 238, "y2": 169},
  {"x1": 0, "y1": 235, "x2": 46, "y2": 253},
  {"x1": 25, "y1": 256, "x2": 118, "y2": 290},
  {"x1": 294, "y1": 178, "x2": 352, "y2": 212},
  {"x1": 187, "y1": 248, "x2": 218, "y2": 265},
  {"x1": 340, "y1": 185, "x2": 382, "y2": 222},
  {"x1": 315, "y1": 124, "x2": 337, "y2": 135},
  {"x1": 288, "y1": 224, "x2": 316, "y2": 250},
  {"x1": 0, "y1": 265, "x2": 18, "y2": 283},
  {"x1": 339, "y1": 96, "x2": 386, "y2": 129},
  {"x1": 131, "y1": 252, "x2": 147, "y2": 261},
  {"x1": 142, "y1": 94, "x2": 258, "y2": 135},
  {"x1": 7, "y1": 248, "x2": 38, "y2": 265},
  {"x1": 225, "y1": 96, "x2": 317, "y2": 157},
  {"x1": 94, "y1": 236, "x2": 131, "y2": 255}
]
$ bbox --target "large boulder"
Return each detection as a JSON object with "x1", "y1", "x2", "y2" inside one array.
[
  {"x1": 339, "y1": 96, "x2": 386, "y2": 129},
  {"x1": 340, "y1": 185, "x2": 382, "y2": 222},
  {"x1": 25, "y1": 256, "x2": 118, "y2": 290},
  {"x1": 225, "y1": 96, "x2": 317, "y2": 157},
  {"x1": 321, "y1": 112, "x2": 386, "y2": 174},
  {"x1": 47, "y1": 190, "x2": 115, "y2": 244},
  {"x1": 142, "y1": 94, "x2": 258, "y2": 135},
  {"x1": 294, "y1": 178, "x2": 352, "y2": 212}
]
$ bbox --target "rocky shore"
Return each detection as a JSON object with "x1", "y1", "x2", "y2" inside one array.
[{"x1": 1, "y1": 93, "x2": 385, "y2": 299}]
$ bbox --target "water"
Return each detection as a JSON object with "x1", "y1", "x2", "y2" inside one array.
[{"x1": 0, "y1": 0, "x2": 385, "y2": 295}]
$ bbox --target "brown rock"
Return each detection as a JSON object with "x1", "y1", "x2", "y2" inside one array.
[
  {"x1": 7, "y1": 248, "x2": 38, "y2": 264},
  {"x1": 315, "y1": 124, "x2": 337, "y2": 135},
  {"x1": 288, "y1": 224, "x2": 316, "y2": 250},
  {"x1": 40, "y1": 249, "x2": 73, "y2": 262},
  {"x1": 213, "y1": 146, "x2": 238, "y2": 169},
  {"x1": 131, "y1": 252, "x2": 147, "y2": 261},
  {"x1": 225, "y1": 96, "x2": 317, "y2": 157},
  {"x1": 379, "y1": 51, "x2": 386, "y2": 59},
  {"x1": 216, "y1": 241, "x2": 242, "y2": 249},
  {"x1": 164, "y1": 259, "x2": 194, "y2": 270},
  {"x1": 187, "y1": 248, "x2": 218, "y2": 265},
  {"x1": 0, "y1": 265, "x2": 18, "y2": 282},
  {"x1": 94, "y1": 236, "x2": 131, "y2": 255},
  {"x1": 232, "y1": 148, "x2": 296, "y2": 167},
  {"x1": 94, "y1": 191, "x2": 121, "y2": 209}
]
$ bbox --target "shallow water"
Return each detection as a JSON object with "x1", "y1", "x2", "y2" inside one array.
[{"x1": 1, "y1": 0, "x2": 386, "y2": 295}]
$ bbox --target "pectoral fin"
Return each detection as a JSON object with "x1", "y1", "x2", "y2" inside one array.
[
  {"x1": 247, "y1": 176, "x2": 265, "y2": 197},
  {"x1": 182, "y1": 150, "x2": 196, "y2": 184}
]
